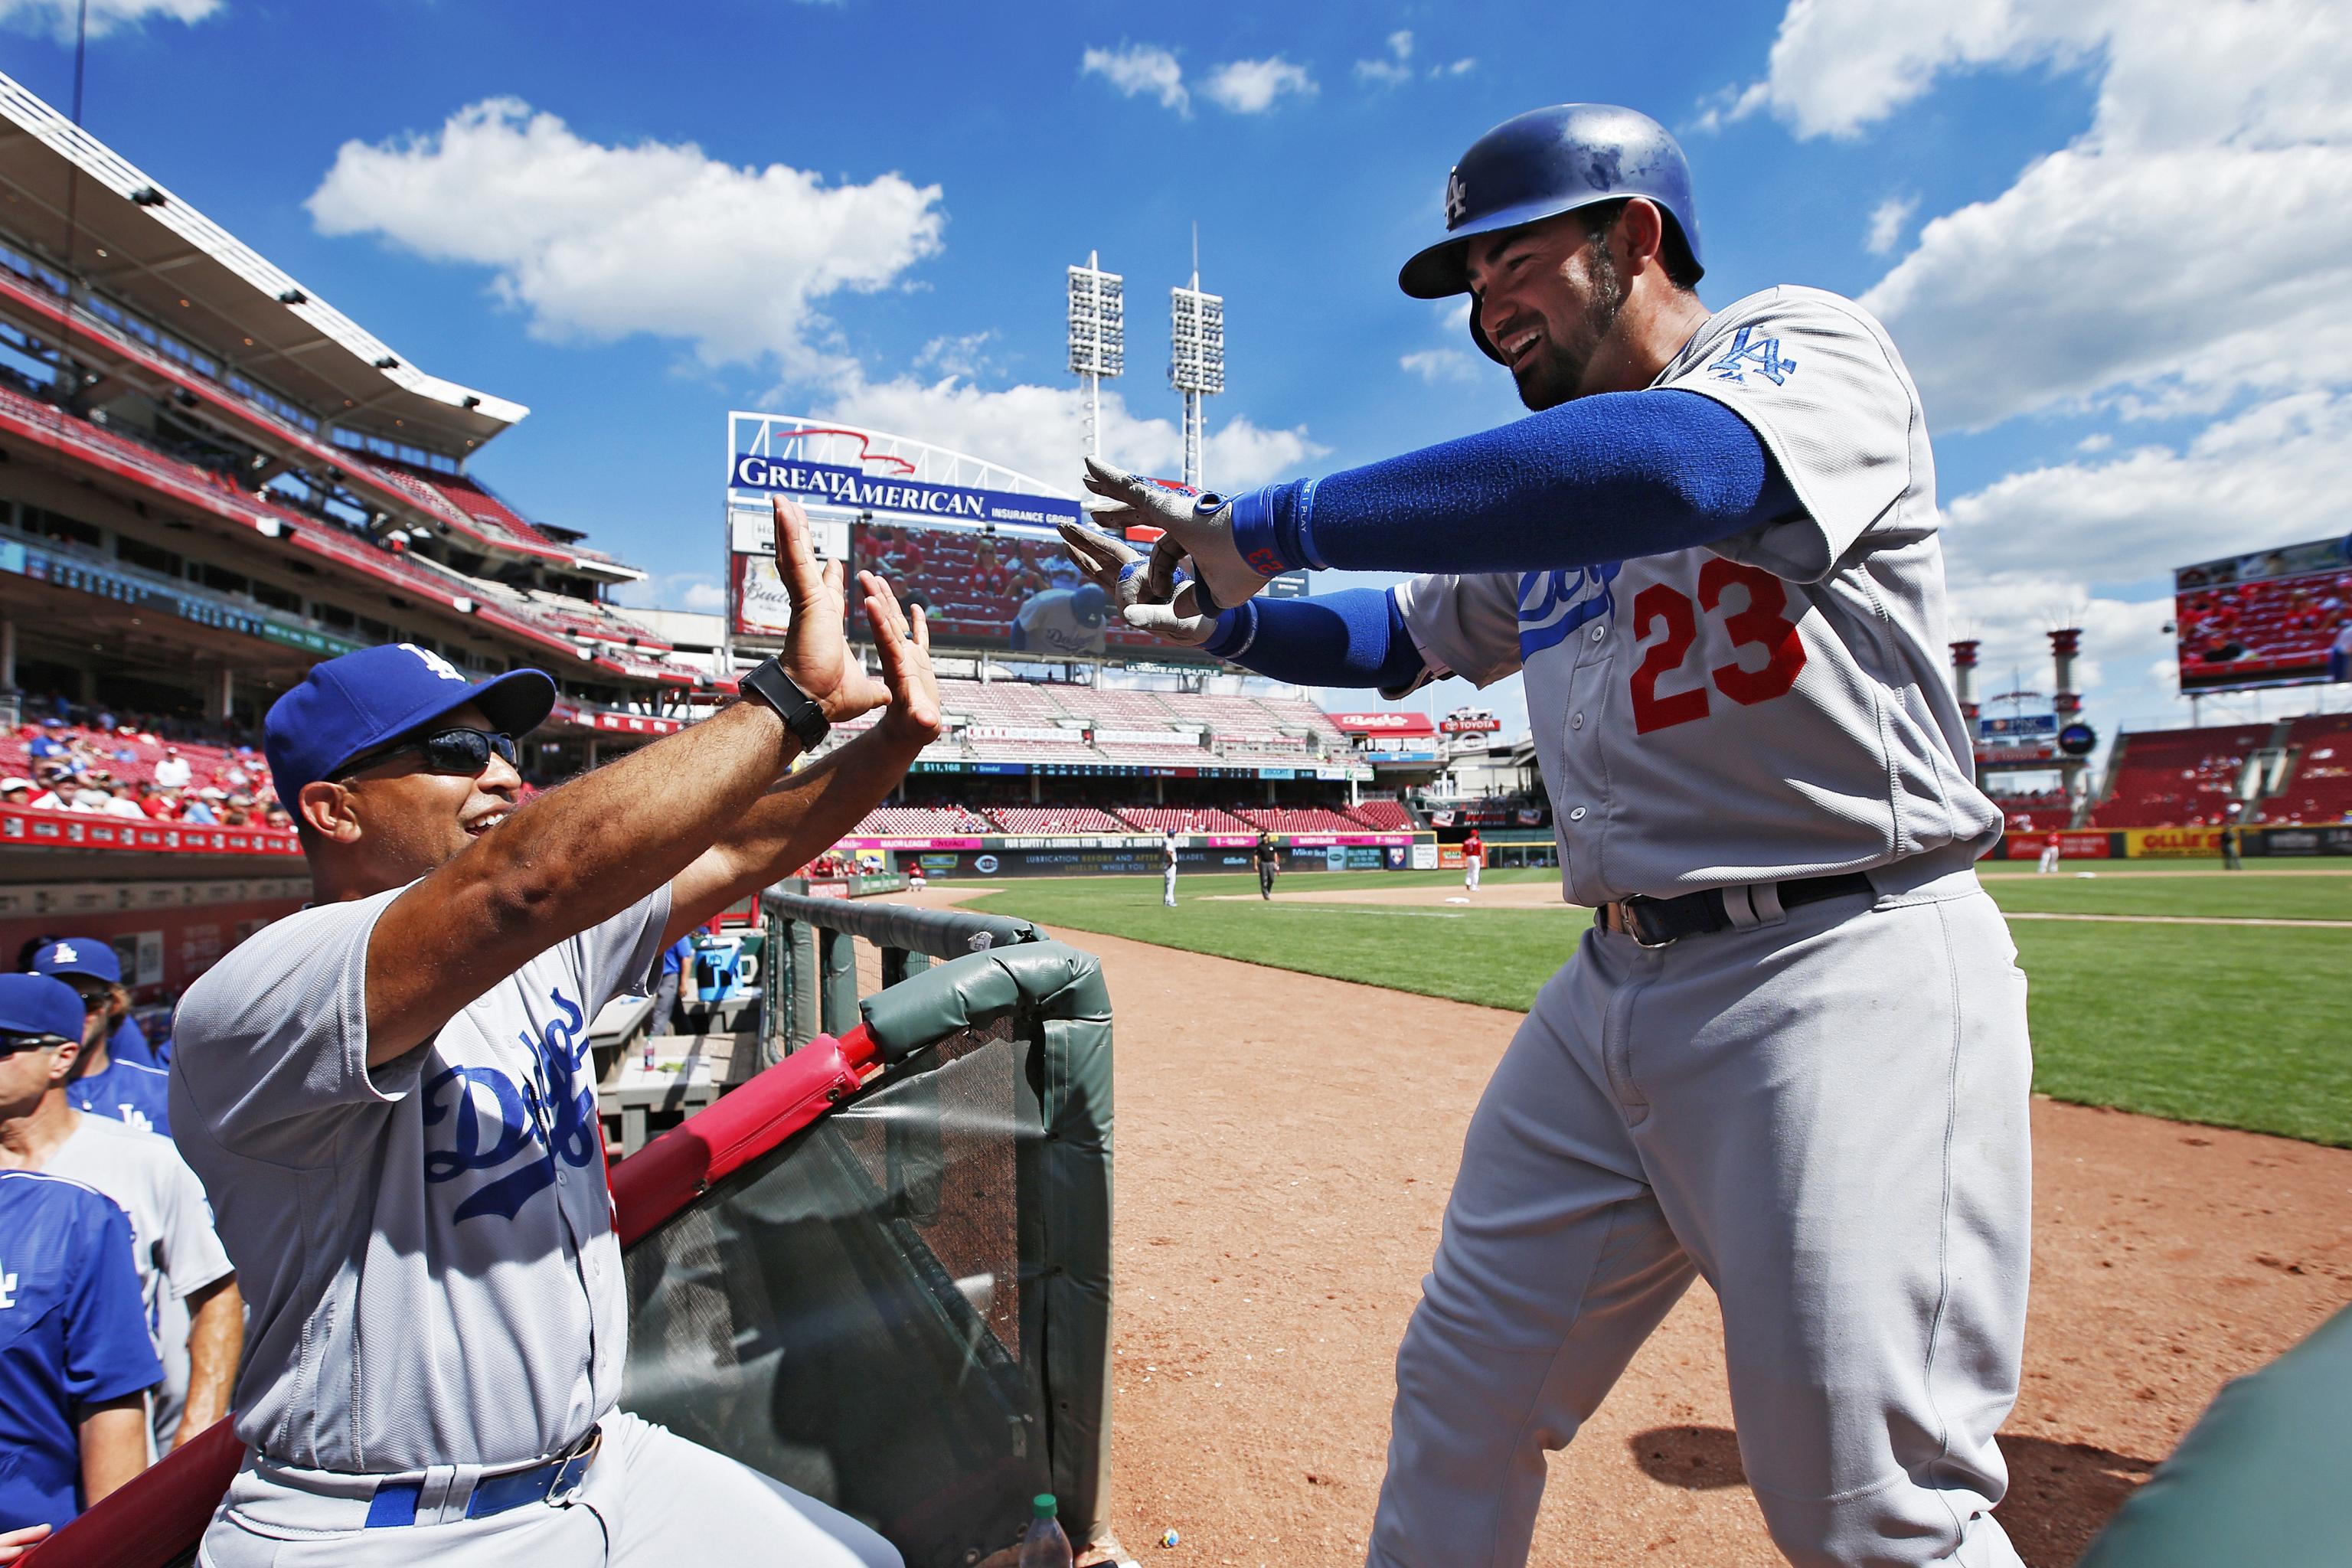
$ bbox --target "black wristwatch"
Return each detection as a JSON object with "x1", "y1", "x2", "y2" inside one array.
[{"x1": 739, "y1": 656, "x2": 831, "y2": 749}]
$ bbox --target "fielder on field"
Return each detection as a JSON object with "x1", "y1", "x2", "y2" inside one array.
[
  {"x1": 170, "y1": 499, "x2": 936, "y2": 1567},
  {"x1": 1063, "y1": 103, "x2": 2032, "y2": 1568}
]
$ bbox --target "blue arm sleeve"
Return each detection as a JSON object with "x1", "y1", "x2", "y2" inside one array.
[
  {"x1": 1203, "y1": 588, "x2": 1427, "y2": 692},
  {"x1": 1227, "y1": 389, "x2": 1801, "y2": 577}
]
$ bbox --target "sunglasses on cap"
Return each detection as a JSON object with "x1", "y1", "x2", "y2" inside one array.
[{"x1": 335, "y1": 727, "x2": 518, "y2": 782}]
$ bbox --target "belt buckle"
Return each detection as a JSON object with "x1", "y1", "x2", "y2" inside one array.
[
  {"x1": 547, "y1": 1426, "x2": 601, "y2": 1507},
  {"x1": 1610, "y1": 895, "x2": 1676, "y2": 950}
]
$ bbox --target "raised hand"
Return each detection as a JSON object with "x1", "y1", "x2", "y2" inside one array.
[
  {"x1": 859, "y1": 570, "x2": 942, "y2": 750},
  {"x1": 1077, "y1": 456, "x2": 1272, "y2": 615},
  {"x1": 1055, "y1": 520, "x2": 1221, "y2": 646},
  {"x1": 769, "y1": 495, "x2": 890, "y2": 723}
]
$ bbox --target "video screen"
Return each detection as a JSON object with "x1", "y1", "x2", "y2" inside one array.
[
  {"x1": 849, "y1": 518, "x2": 1217, "y2": 662},
  {"x1": 2173, "y1": 535, "x2": 2352, "y2": 692}
]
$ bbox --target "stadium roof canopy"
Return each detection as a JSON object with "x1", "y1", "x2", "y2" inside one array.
[{"x1": 0, "y1": 72, "x2": 524, "y2": 459}]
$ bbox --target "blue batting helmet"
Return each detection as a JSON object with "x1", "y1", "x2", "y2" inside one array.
[{"x1": 1398, "y1": 103, "x2": 1704, "y2": 313}]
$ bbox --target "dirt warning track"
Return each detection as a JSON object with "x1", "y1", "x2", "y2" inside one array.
[{"x1": 886, "y1": 890, "x2": 2351, "y2": 1567}]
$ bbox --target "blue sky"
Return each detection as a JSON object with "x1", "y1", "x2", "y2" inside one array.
[{"x1": 8, "y1": 0, "x2": 2350, "y2": 743}]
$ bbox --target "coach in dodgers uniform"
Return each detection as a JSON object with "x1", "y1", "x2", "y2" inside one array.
[
  {"x1": 170, "y1": 500, "x2": 934, "y2": 1566},
  {"x1": 1066, "y1": 104, "x2": 2030, "y2": 1566}
]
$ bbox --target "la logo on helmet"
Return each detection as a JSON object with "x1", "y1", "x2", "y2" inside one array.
[{"x1": 1444, "y1": 171, "x2": 1469, "y2": 228}]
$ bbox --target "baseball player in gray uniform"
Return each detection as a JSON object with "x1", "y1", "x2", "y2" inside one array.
[
  {"x1": 169, "y1": 500, "x2": 936, "y2": 1566},
  {"x1": 1066, "y1": 105, "x2": 2031, "y2": 1567}
]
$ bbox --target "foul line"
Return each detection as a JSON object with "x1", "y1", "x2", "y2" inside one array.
[{"x1": 2001, "y1": 910, "x2": 2352, "y2": 928}]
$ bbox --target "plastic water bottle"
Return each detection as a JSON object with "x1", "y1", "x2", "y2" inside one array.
[{"x1": 1018, "y1": 1492, "x2": 1073, "y2": 1568}]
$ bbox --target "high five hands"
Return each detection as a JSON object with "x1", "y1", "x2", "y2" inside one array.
[
  {"x1": 1058, "y1": 457, "x2": 1273, "y2": 645},
  {"x1": 769, "y1": 495, "x2": 941, "y2": 750}
]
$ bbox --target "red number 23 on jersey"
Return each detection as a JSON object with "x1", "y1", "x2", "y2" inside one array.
[{"x1": 1628, "y1": 560, "x2": 1808, "y2": 736}]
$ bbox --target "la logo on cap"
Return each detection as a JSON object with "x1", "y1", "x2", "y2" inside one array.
[
  {"x1": 403, "y1": 645, "x2": 468, "y2": 684},
  {"x1": 50, "y1": 942, "x2": 77, "y2": 964}
]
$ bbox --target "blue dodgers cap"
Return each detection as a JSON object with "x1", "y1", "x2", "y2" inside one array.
[
  {"x1": 0, "y1": 972, "x2": 85, "y2": 1041},
  {"x1": 1399, "y1": 103, "x2": 1704, "y2": 299},
  {"x1": 28, "y1": 937, "x2": 121, "y2": 985},
  {"x1": 265, "y1": 643, "x2": 557, "y2": 804}
]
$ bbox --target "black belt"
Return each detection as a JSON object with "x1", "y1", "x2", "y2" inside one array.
[{"x1": 1592, "y1": 872, "x2": 1877, "y2": 949}]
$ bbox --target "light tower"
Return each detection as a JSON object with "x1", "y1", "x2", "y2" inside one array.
[
  {"x1": 1066, "y1": 250, "x2": 1123, "y2": 459},
  {"x1": 1168, "y1": 230, "x2": 1224, "y2": 491}
]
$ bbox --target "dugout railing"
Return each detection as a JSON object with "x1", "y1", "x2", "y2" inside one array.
[{"x1": 40, "y1": 896, "x2": 1115, "y2": 1568}]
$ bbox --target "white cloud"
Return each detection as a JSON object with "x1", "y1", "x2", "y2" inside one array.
[
  {"x1": 1712, "y1": 2, "x2": 2352, "y2": 430},
  {"x1": 1431, "y1": 57, "x2": 1477, "y2": 79},
  {"x1": 615, "y1": 573, "x2": 724, "y2": 614},
  {"x1": 1400, "y1": 348, "x2": 1480, "y2": 384},
  {"x1": 0, "y1": 0, "x2": 216, "y2": 36},
  {"x1": 1355, "y1": 31, "x2": 1413, "y2": 87},
  {"x1": 1080, "y1": 44, "x2": 1190, "y2": 114},
  {"x1": 815, "y1": 371, "x2": 1324, "y2": 494},
  {"x1": 913, "y1": 330, "x2": 999, "y2": 380},
  {"x1": 1201, "y1": 57, "x2": 1317, "y2": 115},
  {"x1": 306, "y1": 98, "x2": 944, "y2": 377},
  {"x1": 1942, "y1": 393, "x2": 2352, "y2": 588},
  {"x1": 1864, "y1": 193, "x2": 1916, "y2": 256},
  {"x1": 1935, "y1": 392, "x2": 2352, "y2": 723}
]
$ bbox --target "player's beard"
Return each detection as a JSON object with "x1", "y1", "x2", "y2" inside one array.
[{"x1": 1511, "y1": 244, "x2": 1625, "y2": 412}]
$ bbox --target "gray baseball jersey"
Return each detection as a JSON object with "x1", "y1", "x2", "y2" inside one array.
[
  {"x1": 170, "y1": 883, "x2": 669, "y2": 1471},
  {"x1": 1393, "y1": 285, "x2": 1998, "y2": 906},
  {"x1": 44, "y1": 1112, "x2": 233, "y2": 1449}
]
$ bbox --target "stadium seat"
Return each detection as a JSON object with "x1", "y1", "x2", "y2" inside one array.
[{"x1": 2088, "y1": 724, "x2": 2270, "y2": 827}]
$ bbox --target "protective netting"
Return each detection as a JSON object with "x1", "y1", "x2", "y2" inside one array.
[{"x1": 620, "y1": 1018, "x2": 1069, "y2": 1566}]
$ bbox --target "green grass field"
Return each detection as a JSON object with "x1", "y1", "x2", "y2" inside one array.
[{"x1": 972, "y1": 864, "x2": 2352, "y2": 1148}]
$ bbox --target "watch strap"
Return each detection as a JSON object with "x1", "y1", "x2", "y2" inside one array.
[{"x1": 740, "y1": 657, "x2": 831, "y2": 748}]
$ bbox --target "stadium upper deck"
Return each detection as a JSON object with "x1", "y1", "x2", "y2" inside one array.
[{"x1": 0, "y1": 71, "x2": 691, "y2": 755}]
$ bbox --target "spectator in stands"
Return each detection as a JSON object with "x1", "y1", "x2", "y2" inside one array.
[
  {"x1": 138, "y1": 783, "x2": 178, "y2": 821},
  {"x1": 1162, "y1": 828, "x2": 1181, "y2": 907},
  {"x1": 0, "y1": 975, "x2": 164, "y2": 1554},
  {"x1": 181, "y1": 789, "x2": 220, "y2": 825},
  {"x1": 0, "y1": 965, "x2": 240, "y2": 1456},
  {"x1": 1, "y1": 778, "x2": 30, "y2": 807},
  {"x1": 27, "y1": 766, "x2": 69, "y2": 812},
  {"x1": 24, "y1": 940, "x2": 171, "y2": 1129},
  {"x1": 152, "y1": 746, "x2": 191, "y2": 791}
]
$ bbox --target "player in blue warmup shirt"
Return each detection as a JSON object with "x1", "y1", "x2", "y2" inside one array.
[
  {"x1": 28, "y1": 941, "x2": 171, "y2": 1138},
  {"x1": 0, "y1": 974, "x2": 166, "y2": 1556}
]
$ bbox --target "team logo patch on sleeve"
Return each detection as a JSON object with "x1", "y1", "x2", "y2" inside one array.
[{"x1": 1706, "y1": 326, "x2": 1798, "y2": 387}]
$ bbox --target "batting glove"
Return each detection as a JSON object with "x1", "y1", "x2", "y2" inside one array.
[
  {"x1": 1055, "y1": 520, "x2": 1220, "y2": 647},
  {"x1": 1079, "y1": 457, "x2": 1272, "y2": 616}
]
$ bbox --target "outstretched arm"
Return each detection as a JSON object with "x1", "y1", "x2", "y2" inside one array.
[
  {"x1": 361, "y1": 500, "x2": 914, "y2": 1067},
  {"x1": 1203, "y1": 589, "x2": 1427, "y2": 692},
  {"x1": 1084, "y1": 391, "x2": 1800, "y2": 611}
]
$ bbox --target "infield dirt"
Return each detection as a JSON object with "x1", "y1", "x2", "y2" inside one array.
[{"x1": 876, "y1": 890, "x2": 2350, "y2": 1567}]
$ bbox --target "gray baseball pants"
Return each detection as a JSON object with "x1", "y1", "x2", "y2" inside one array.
[
  {"x1": 1370, "y1": 863, "x2": 2033, "y2": 1567},
  {"x1": 197, "y1": 1410, "x2": 900, "y2": 1567}
]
